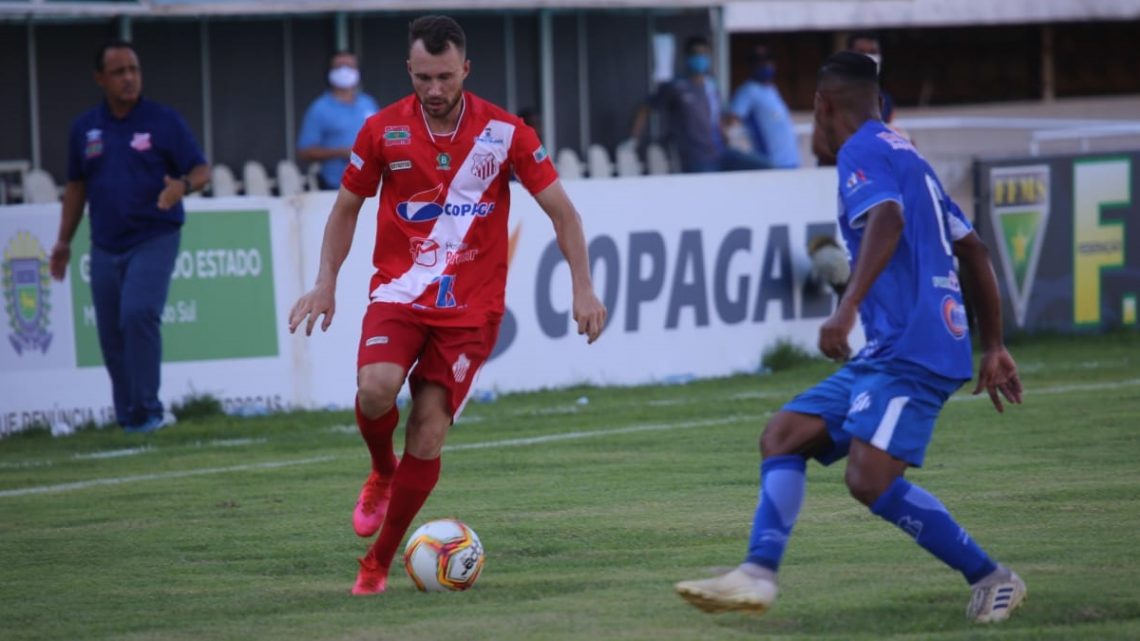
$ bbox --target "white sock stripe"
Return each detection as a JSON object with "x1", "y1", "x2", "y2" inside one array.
[{"x1": 870, "y1": 396, "x2": 910, "y2": 451}]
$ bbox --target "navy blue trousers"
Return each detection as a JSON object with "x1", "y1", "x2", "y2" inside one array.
[{"x1": 89, "y1": 231, "x2": 179, "y2": 427}]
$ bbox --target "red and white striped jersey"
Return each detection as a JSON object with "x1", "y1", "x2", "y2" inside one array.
[{"x1": 342, "y1": 92, "x2": 558, "y2": 327}]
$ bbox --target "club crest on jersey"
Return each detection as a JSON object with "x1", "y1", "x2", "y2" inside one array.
[
  {"x1": 397, "y1": 184, "x2": 446, "y2": 222},
  {"x1": 409, "y1": 237, "x2": 440, "y2": 267},
  {"x1": 475, "y1": 127, "x2": 504, "y2": 145},
  {"x1": 940, "y1": 295, "x2": 968, "y2": 339},
  {"x1": 470, "y1": 152, "x2": 499, "y2": 180},
  {"x1": 130, "y1": 132, "x2": 152, "y2": 152},
  {"x1": 84, "y1": 129, "x2": 103, "y2": 159},
  {"x1": 436, "y1": 153, "x2": 451, "y2": 171}
]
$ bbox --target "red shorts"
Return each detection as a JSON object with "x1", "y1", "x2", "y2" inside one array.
[{"x1": 356, "y1": 303, "x2": 501, "y2": 416}]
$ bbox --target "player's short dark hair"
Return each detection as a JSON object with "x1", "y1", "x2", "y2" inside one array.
[
  {"x1": 409, "y1": 15, "x2": 467, "y2": 56},
  {"x1": 94, "y1": 39, "x2": 135, "y2": 72},
  {"x1": 846, "y1": 31, "x2": 880, "y2": 50},
  {"x1": 817, "y1": 51, "x2": 879, "y2": 86},
  {"x1": 684, "y1": 35, "x2": 710, "y2": 55}
]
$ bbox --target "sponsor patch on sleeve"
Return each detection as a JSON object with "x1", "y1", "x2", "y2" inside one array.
[
  {"x1": 349, "y1": 151, "x2": 364, "y2": 171},
  {"x1": 532, "y1": 145, "x2": 549, "y2": 163}
]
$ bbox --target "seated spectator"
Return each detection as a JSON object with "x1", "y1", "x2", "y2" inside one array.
[{"x1": 730, "y1": 44, "x2": 800, "y2": 169}]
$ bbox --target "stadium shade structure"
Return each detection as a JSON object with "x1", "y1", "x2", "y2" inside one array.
[{"x1": 3, "y1": 0, "x2": 1139, "y2": 23}]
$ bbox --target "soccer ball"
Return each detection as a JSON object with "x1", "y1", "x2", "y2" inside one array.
[{"x1": 403, "y1": 518, "x2": 485, "y2": 592}]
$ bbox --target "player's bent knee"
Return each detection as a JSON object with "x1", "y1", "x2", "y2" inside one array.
[
  {"x1": 844, "y1": 464, "x2": 889, "y2": 507},
  {"x1": 760, "y1": 411, "x2": 819, "y2": 458},
  {"x1": 356, "y1": 365, "x2": 405, "y2": 418}
]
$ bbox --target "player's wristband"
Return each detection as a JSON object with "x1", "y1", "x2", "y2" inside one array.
[{"x1": 181, "y1": 176, "x2": 194, "y2": 194}]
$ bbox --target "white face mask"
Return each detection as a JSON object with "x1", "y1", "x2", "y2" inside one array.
[
  {"x1": 328, "y1": 66, "x2": 360, "y2": 89},
  {"x1": 865, "y1": 53, "x2": 882, "y2": 75}
]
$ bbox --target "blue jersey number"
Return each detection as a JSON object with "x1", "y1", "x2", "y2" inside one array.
[
  {"x1": 433, "y1": 275, "x2": 458, "y2": 308},
  {"x1": 925, "y1": 174, "x2": 953, "y2": 256}
]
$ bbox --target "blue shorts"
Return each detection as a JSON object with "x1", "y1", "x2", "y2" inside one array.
[{"x1": 782, "y1": 360, "x2": 965, "y2": 467}]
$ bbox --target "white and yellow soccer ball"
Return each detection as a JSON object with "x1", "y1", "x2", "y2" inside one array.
[{"x1": 403, "y1": 518, "x2": 485, "y2": 592}]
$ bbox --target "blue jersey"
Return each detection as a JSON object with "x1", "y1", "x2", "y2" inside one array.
[
  {"x1": 68, "y1": 97, "x2": 207, "y2": 254},
  {"x1": 837, "y1": 120, "x2": 974, "y2": 381}
]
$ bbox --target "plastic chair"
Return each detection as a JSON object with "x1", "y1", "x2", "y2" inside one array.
[
  {"x1": 556, "y1": 148, "x2": 583, "y2": 180},
  {"x1": 23, "y1": 168, "x2": 59, "y2": 203},
  {"x1": 614, "y1": 140, "x2": 642, "y2": 177},
  {"x1": 586, "y1": 144, "x2": 614, "y2": 179},
  {"x1": 210, "y1": 164, "x2": 238, "y2": 197},
  {"x1": 242, "y1": 161, "x2": 271, "y2": 196},
  {"x1": 646, "y1": 143, "x2": 671, "y2": 175},
  {"x1": 276, "y1": 160, "x2": 305, "y2": 196}
]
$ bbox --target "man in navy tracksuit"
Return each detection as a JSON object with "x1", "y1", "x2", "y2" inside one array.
[{"x1": 50, "y1": 40, "x2": 210, "y2": 433}]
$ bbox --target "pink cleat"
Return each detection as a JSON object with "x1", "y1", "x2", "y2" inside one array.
[
  {"x1": 353, "y1": 471, "x2": 393, "y2": 538},
  {"x1": 351, "y1": 557, "x2": 389, "y2": 595}
]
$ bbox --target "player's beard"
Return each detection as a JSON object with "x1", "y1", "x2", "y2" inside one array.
[{"x1": 423, "y1": 92, "x2": 462, "y2": 120}]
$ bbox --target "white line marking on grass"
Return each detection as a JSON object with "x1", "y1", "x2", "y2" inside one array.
[
  {"x1": 0, "y1": 460, "x2": 53, "y2": 469},
  {"x1": 445, "y1": 415, "x2": 759, "y2": 452},
  {"x1": 0, "y1": 456, "x2": 336, "y2": 498},
  {"x1": 73, "y1": 447, "x2": 151, "y2": 460},
  {"x1": 5, "y1": 378, "x2": 1137, "y2": 499},
  {"x1": 198, "y1": 438, "x2": 267, "y2": 448},
  {"x1": 950, "y1": 378, "x2": 1140, "y2": 403}
]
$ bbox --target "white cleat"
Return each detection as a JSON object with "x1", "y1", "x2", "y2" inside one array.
[
  {"x1": 675, "y1": 567, "x2": 778, "y2": 615},
  {"x1": 967, "y1": 566, "x2": 1027, "y2": 623}
]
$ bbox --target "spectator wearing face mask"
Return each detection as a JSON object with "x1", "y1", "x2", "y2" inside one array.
[
  {"x1": 730, "y1": 44, "x2": 800, "y2": 169},
  {"x1": 298, "y1": 51, "x2": 379, "y2": 190},
  {"x1": 846, "y1": 32, "x2": 908, "y2": 139},
  {"x1": 630, "y1": 36, "x2": 766, "y2": 174}
]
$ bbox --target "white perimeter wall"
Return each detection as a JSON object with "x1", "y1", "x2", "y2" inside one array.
[{"x1": 1, "y1": 169, "x2": 857, "y2": 435}]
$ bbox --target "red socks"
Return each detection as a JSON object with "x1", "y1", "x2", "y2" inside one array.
[
  {"x1": 355, "y1": 399, "x2": 399, "y2": 476},
  {"x1": 365, "y1": 452, "x2": 441, "y2": 569}
]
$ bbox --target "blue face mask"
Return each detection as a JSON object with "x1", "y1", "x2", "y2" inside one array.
[
  {"x1": 753, "y1": 64, "x2": 776, "y2": 83},
  {"x1": 686, "y1": 53, "x2": 711, "y2": 75}
]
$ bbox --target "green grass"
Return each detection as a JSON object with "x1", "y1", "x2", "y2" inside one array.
[{"x1": 2, "y1": 332, "x2": 1139, "y2": 641}]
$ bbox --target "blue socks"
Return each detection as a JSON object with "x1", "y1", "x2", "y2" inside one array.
[
  {"x1": 871, "y1": 477, "x2": 997, "y2": 584},
  {"x1": 745, "y1": 455, "x2": 807, "y2": 571}
]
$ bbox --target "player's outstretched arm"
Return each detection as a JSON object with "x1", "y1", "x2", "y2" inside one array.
[
  {"x1": 533, "y1": 180, "x2": 607, "y2": 344},
  {"x1": 288, "y1": 186, "x2": 366, "y2": 336},
  {"x1": 954, "y1": 231, "x2": 1023, "y2": 412},
  {"x1": 818, "y1": 201, "x2": 904, "y2": 361}
]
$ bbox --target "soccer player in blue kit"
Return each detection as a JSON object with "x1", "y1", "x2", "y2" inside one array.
[{"x1": 675, "y1": 52, "x2": 1027, "y2": 623}]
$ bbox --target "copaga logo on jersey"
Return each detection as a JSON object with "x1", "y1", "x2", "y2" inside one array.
[
  {"x1": 940, "y1": 295, "x2": 968, "y2": 339},
  {"x1": 3, "y1": 231, "x2": 53, "y2": 355},
  {"x1": 397, "y1": 184, "x2": 498, "y2": 223}
]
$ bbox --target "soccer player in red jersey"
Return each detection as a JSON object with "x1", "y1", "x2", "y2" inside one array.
[{"x1": 288, "y1": 15, "x2": 607, "y2": 595}]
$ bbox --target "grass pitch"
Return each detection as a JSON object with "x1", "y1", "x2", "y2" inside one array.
[{"x1": 2, "y1": 333, "x2": 1138, "y2": 641}]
